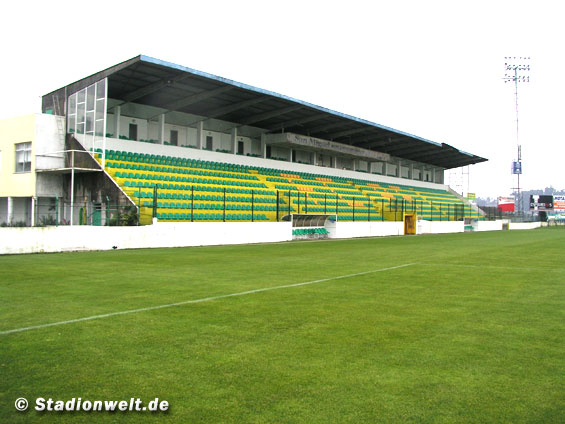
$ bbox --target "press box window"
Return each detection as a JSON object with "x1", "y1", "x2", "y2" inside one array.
[{"x1": 15, "y1": 142, "x2": 32, "y2": 173}]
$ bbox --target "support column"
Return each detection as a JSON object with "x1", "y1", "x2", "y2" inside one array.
[
  {"x1": 196, "y1": 121, "x2": 204, "y2": 150},
  {"x1": 114, "y1": 105, "x2": 121, "y2": 139},
  {"x1": 7, "y1": 196, "x2": 13, "y2": 224},
  {"x1": 260, "y1": 134, "x2": 267, "y2": 158},
  {"x1": 31, "y1": 197, "x2": 36, "y2": 227},
  {"x1": 333, "y1": 156, "x2": 337, "y2": 168},
  {"x1": 312, "y1": 152, "x2": 317, "y2": 166},
  {"x1": 289, "y1": 149, "x2": 293, "y2": 163},
  {"x1": 409, "y1": 163, "x2": 414, "y2": 180},
  {"x1": 352, "y1": 159, "x2": 357, "y2": 171},
  {"x1": 231, "y1": 128, "x2": 238, "y2": 154},
  {"x1": 158, "y1": 114, "x2": 166, "y2": 144}
]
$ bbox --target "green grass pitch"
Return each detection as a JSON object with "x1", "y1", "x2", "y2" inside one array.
[{"x1": 1, "y1": 228, "x2": 564, "y2": 423}]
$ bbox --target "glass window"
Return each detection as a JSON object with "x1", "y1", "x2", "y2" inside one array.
[
  {"x1": 77, "y1": 88, "x2": 86, "y2": 104},
  {"x1": 95, "y1": 121, "x2": 104, "y2": 137},
  {"x1": 87, "y1": 85, "x2": 95, "y2": 111},
  {"x1": 69, "y1": 93, "x2": 76, "y2": 114},
  {"x1": 15, "y1": 142, "x2": 32, "y2": 173},
  {"x1": 95, "y1": 99, "x2": 105, "y2": 120},
  {"x1": 86, "y1": 111, "x2": 94, "y2": 133},
  {"x1": 96, "y1": 79, "x2": 106, "y2": 99}
]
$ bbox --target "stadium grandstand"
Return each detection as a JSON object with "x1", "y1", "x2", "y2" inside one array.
[{"x1": 0, "y1": 55, "x2": 486, "y2": 235}]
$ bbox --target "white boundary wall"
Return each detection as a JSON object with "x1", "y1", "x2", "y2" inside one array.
[
  {"x1": 0, "y1": 220, "x2": 543, "y2": 255},
  {"x1": 475, "y1": 220, "x2": 504, "y2": 232},
  {"x1": 509, "y1": 222, "x2": 542, "y2": 230},
  {"x1": 0, "y1": 222, "x2": 292, "y2": 255},
  {"x1": 418, "y1": 220, "x2": 465, "y2": 234},
  {"x1": 331, "y1": 221, "x2": 404, "y2": 239}
]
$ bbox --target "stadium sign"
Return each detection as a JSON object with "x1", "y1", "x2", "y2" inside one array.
[
  {"x1": 553, "y1": 195, "x2": 565, "y2": 212},
  {"x1": 511, "y1": 161, "x2": 522, "y2": 174},
  {"x1": 529, "y1": 195, "x2": 553, "y2": 211},
  {"x1": 497, "y1": 196, "x2": 515, "y2": 212},
  {"x1": 280, "y1": 133, "x2": 391, "y2": 161}
]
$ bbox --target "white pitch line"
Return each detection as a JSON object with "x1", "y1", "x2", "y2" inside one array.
[
  {"x1": 419, "y1": 263, "x2": 565, "y2": 272},
  {"x1": 0, "y1": 263, "x2": 415, "y2": 336}
]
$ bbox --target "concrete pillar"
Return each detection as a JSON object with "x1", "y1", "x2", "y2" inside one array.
[
  {"x1": 352, "y1": 159, "x2": 357, "y2": 171},
  {"x1": 231, "y1": 128, "x2": 238, "y2": 154},
  {"x1": 196, "y1": 121, "x2": 204, "y2": 150},
  {"x1": 158, "y1": 114, "x2": 166, "y2": 144},
  {"x1": 7, "y1": 197, "x2": 13, "y2": 224},
  {"x1": 114, "y1": 105, "x2": 121, "y2": 139},
  {"x1": 409, "y1": 163, "x2": 414, "y2": 180},
  {"x1": 333, "y1": 156, "x2": 337, "y2": 168},
  {"x1": 312, "y1": 152, "x2": 317, "y2": 166},
  {"x1": 261, "y1": 134, "x2": 267, "y2": 158},
  {"x1": 31, "y1": 197, "x2": 36, "y2": 226},
  {"x1": 289, "y1": 149, "x2": 293, "y2": 163}
]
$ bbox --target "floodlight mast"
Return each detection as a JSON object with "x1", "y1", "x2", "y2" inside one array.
[{"x1": 503, "y1": 56, "x2": 530, "y2": 216}]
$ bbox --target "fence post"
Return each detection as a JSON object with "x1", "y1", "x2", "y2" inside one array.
[
  {"x1": 223, "y1": 187, "x2": 226, "y2": 222},
  {"x1": 305, "y1": 192, "x2": 308, "y2": 214},
  {"x1": 251, "y1": 190, "x2": 254, "y2": 222},
  {"x1": 324, "y1": 193, "x2": 327, "y2": 214},
  {"x1": 152, "y1": 186, "x2": 157, "y2": 219},
  {"x1": 336, "y1": 194, "x2": 338, "y2": 216},
  {"x1": 276, "y1": 190, "x2": 279, "y2": 221},
  {"x1": 353, "y1": 199, "x2": 356, "y2": 222},
  {"x1": 191, "y1": 185, "x2": 194, "y2": 222},
  {"x1": 288, "y1": 191, "x2": 291, "y2": 216}
]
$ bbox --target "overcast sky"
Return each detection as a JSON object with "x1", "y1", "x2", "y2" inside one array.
[{"x1": 1, "y1": 0, "x2": 563, "y2": 197}]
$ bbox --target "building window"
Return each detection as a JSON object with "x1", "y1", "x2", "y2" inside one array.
[{"x1": 15, "y1": 142, "x2": 31, "y2": 173}]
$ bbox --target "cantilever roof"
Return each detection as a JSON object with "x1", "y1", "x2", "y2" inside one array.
[{"x1": 43, "y1": 55, "x2": 487, "y2": 169}]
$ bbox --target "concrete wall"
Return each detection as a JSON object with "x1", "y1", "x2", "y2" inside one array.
[
  {"x1": 0, "y1": 222, "x2": 293, "y2": 254},
  {"x1": 332, "y1": 221, "x2": 405, "y2": 238},
  {"x1": 0, "y1": 218, "x2": 544, "y2": 255},
  {"x1": 418, "y1": 220, "x2": 465, "y2": 234},
  {"x1": 475, "y1": 220, "x2": 504, "y2": 232},
  {"x1": 509, "y1": 221, "x2": 542, "y2": 230}
]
